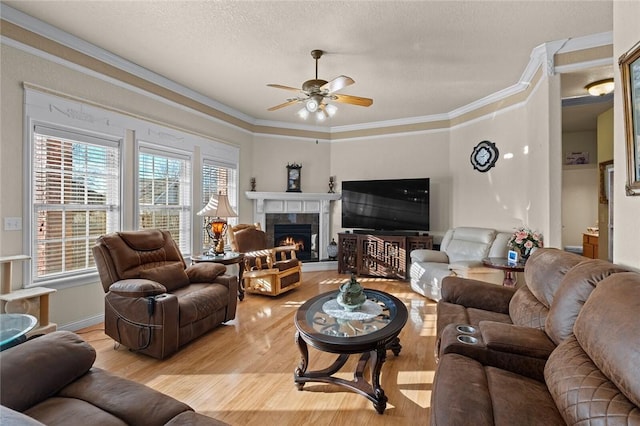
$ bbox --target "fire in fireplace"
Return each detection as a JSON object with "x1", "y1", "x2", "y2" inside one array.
[{"x1": 274, "y1": 224, "x2": 314, "y2": 261}]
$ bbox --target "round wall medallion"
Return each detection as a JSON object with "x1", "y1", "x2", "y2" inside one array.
[{"x1": 470, "y1": 140, "x2": 499, "y2": 172}]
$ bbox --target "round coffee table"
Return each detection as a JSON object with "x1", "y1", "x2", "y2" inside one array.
[
  {"x1": 294, "y1": 289, "x2": 408, "y2": 414},
  {"x1": 191, "y1": 252, "x2": 245, "y2": 300},
  {"x1": 0, "y1": 313, "x2": 37, "y2": 351},
  {"x1": 482, "y1": 257, "x2": 526, "y2": 287}
]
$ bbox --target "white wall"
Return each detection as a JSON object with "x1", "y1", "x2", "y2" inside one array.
[
  {"x1": 562, "y1": 165, "x2": 599, "y2": 247},
  {"x1": 328, "y1": 131, "x2": 452, "y2": 238},
  {"x1": 562, "y1": 130, "x2": 599, "y2": 247},
  {"x1": 613, "y1": 2, "x2": 640, "y2": 270}
]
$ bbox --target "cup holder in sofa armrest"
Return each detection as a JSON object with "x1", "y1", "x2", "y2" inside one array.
[
  {"x1": 456, "y1": 325, "x2": 476, "y2": 334},
  {"x1": 456, "y1": 335, "x2": 478, "y2": 345}
]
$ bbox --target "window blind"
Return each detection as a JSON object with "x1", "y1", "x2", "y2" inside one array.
[
  {"x1": 138, "y1": 146, "x2": 191, "y2": 254},
  {"x1": 32, "y1": 128, "x2": 120, "y2": 281},
  {"x1": 201, "y1": 159, "x2": 238, "y2": 250}
]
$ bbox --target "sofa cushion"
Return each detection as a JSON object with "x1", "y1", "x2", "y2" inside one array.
[
  {"x1": 431, "y1": 353, "x2": 564, "y2": 426},
  {"x1": 109, "y1": 279, "x2": 166, "y2": 297},
  {"x1": 545, "y1": 259, "x2": 627, "y2": 345},
  {"x1": 522, "y1": 248, "x2": 585, "y2": 309},
  {"x1": 140, "y1": 262, "x2": 190, "y2": 292},
  {"x1": 545, "y1": 337, "x2": 640, "y2": 425},
  {"x1": 487, "y1": 232, "x2": 511, "y2": 258},
  {"x1": 544, "y1": 272, "x2": 640, "y2": 425},
  {"x1": 573, "y1": 272, "x2": 640, "y2": 408},
  {"x1": 174, "y1": 284, "x2": 230, "y2": 326},
  {"x1": 508, "y1": 286, "x2": 548, "y2": 329},
  {"x1": 56, "y1": 368, "x2": 193, "y2": 425},
  {"x1": 25, "y1": 397, "x2": 130, "y2": 425},
  {"x1": 119, "y1": 229, "x2": 167, "y2": 251},
  {"x1": 97, "y1": 230, "x2": 185, "y2": 280},
  {"x1": 443, "y1": 227, "x2": 496, "y2": 263},
  {"x1": 186, "y1": 262, "x2": 227, "y2": 283},
  {"x1": 0, "y1": 331, "x2": 96, "y2": 412}
]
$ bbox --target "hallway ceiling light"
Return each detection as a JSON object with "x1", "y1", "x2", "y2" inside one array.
[{"x1": 585, "y1": 78, "x2": 614, "y2": 96}]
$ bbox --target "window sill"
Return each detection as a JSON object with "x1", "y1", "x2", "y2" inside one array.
[{"x1": 28, "y1": 270, "x2": 101, "y2": 291}]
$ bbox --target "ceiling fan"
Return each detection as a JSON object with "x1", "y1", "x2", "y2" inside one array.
[{"x1": 267, "y1": 49, "x2": 373, "y2": 119}]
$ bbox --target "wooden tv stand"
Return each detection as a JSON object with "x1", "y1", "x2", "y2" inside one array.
[{"x1": 338, "y1": 232, "x2": 433, "y2": 279}]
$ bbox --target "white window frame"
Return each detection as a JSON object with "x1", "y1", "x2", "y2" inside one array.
[
  {"x1": 136, "y1": 142, "x2": 192, "y2": 256},
  {"x1": 27, "y1": 123, "x2": 122, "y2": 288}
]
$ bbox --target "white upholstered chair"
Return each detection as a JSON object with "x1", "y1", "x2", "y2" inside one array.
[{"x1": 409, "y1": 227, "x2": 511, "y2": 300}]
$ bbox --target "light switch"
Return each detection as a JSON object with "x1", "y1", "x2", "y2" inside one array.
[{"x1": 4, "y1": 217, "x2": 22, "y2": 231}]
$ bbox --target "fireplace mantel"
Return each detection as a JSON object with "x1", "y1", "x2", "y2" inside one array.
[{"x1": 245, "y1": 192, "x2": 340, "y2": 266}]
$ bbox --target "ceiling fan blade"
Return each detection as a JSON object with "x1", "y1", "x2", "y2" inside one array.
[
  {"x1": 321, "y1": 75, "x2": 355, "y2": 94},
  {"x1": 267, "y1": 99, "x2": 299, "y2": 111},
  {"x1": 267, "y1": 84, "x2": 302, "y2": 92},
  {"x1": 332, "y1": 93, "x2": 373, "y2": 107}
]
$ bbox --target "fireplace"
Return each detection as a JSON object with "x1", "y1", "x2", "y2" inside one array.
[
  {"x1": 245, "y1": 191, "x2": 340, "y2": 266},
  {"x1": 274, "y1": 224, "x2": 313, "y2": 261},
  {"x1": 267, "y1": 213, "x2": 319, "y2": 262}
]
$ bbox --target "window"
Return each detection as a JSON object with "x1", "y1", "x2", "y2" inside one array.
[
  {"x1": 138, "y1": 145, "x2": 191, "y2": 254},
  {"x1": 201, "y1": 159, "x2": 238, "y2": 251},
  {"x1": 32, "y1": 125, "x2": 120, "y2": 283}
]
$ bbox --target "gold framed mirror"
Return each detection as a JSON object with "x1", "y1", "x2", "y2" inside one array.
[{"x1": 619, "y1": 42, "x2": 640, "y2": 196}]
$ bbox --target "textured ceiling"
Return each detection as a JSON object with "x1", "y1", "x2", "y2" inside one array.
[{"x1": 4, "y1": 0, "x2": 614, "y2": 129}]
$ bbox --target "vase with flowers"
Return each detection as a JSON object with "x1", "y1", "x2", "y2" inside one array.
[{"x1": 508, "y1": 226, "x2": 543, "y2": 261}]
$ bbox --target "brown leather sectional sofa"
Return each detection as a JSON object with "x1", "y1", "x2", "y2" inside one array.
[
  {"x1": 430, "y1": 248, "x2": 640, "y2": 425},
  {"x1": 0, "y1": 330, "x2": 228, "y2": 425}
]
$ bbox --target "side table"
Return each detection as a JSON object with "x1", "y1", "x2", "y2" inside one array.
[
  {"x1": 191, "y1": 252, "x2": 245, "y2": 300},
  {"x1": 482, "y1": 257, "x2": 525, "y2": 287}
]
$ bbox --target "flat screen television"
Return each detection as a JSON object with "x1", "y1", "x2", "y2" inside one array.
[{"x1": 341, "y1": 178, "x2": 430, "y2": 232}]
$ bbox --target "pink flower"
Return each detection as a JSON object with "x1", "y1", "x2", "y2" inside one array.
[{"x1": 524, "y1": 240, "x2": 534, "y2": 249}]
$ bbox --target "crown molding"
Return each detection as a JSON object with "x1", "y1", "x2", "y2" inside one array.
[
  {"x1": 0, "y1": 4, "x2": 256, "y2": 126},
  {"x1": 0, "y1": 4, "x2": 614, "y2": 138}
]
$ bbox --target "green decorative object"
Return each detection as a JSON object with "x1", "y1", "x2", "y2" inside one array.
[{"x1": 337, "y1": 274, "x2": 366, "y2": 311}]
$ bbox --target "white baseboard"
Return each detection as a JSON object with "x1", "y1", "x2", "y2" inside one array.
[
  {"x1": 59, "y1": 314, "x2": 104, "y2": 332},
  {"x1": 301, "y1": 260, "x2": 338, "y2": 272}
]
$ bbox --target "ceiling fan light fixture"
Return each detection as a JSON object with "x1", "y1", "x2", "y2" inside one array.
[
  {"x1": 585, "y1": 78, "x2": 614, "y2": 96},
  {"x1": 316, "y1": 111, "x2": 326, "y2": 121},
  {"x1": 297, "y1": 107, "x2": 309, "y2": 119},
  {"x1": 325, "y1": 103, "x2": 338, "y2": 117},
  {"x1": 305, "y1": 95, "x2": 322, "y2": 113}
]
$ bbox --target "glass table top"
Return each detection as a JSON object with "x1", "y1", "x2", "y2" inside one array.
[
  {"x1": 0, "y1": 313, "x2": 37, "y2": 346},
  {"x1": 296, "y1": 289, "x2": 404, "y2": 340}
]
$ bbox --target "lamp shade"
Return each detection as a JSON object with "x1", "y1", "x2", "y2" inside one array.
[{"x1": 197, "y1": 194, "x2": 237, "y2": 218}]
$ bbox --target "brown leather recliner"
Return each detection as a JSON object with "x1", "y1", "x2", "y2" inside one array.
[{"x1": 92, "y1": 229, "x2": 238, "y2": 359}]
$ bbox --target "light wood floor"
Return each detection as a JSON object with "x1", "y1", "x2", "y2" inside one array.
[{"x1": 78, "y1": 271, "x2": 438, "y2": 425}]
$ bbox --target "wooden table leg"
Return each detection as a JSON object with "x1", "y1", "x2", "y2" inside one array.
[
  {"x1": 503, "y1": 271, "x2": 517, "y2": 287},
  {"x1": 294, "y1": 331, "x2": 308, "y2": 390},
  {"x1": 237, "y1": 264, "x2": 245, "y2": 301},
  {"x1": 370, "y1": 346, "x2": 388, "y2": 414}
]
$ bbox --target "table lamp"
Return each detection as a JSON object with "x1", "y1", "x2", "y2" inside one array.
[{"x1": 197, "y1": 193, "x2": 237, "y2": 255}]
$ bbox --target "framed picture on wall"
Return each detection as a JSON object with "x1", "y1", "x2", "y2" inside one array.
[
  {"x1": 565, "y1": 151, "x2": 589, "y2": 165},
  {"x1": 619, "y1": 41, "x2": 640, "y2": 196}
]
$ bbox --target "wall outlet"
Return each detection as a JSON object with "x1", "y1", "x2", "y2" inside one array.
[{"x1": 4, "y1": 217, "x2": 22, "y2": 231}]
